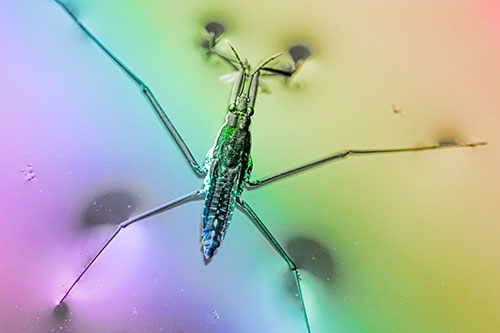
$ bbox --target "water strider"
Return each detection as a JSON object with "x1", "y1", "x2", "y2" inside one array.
[{"x1": 54, "y1": 1, "x2": 486, "y2": 331}]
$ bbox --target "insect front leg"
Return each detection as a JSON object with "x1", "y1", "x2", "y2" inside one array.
[
  {"x1": 53, "y1": 0, "x2": 206, "y2": 177},
  {"x1": 236, "y1": 198, "x2": 311, "y2": 333},
  {"x1": 200, "y1": 22, "x2": 241, "y2": 71},
  {"x1": 59, "y1": 190, "x2": 205, "y2": 304},
  {"x1": 246, "y1": 141, "x2": 487, "y2": 189}
]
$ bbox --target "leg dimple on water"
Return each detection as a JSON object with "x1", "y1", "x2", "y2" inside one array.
[
  {"x1": 204, "y1": 21, "x2": 226, "y2": 40},
  {"x1": 288, "y1": 44, "x2": 312, "y2": 65}
]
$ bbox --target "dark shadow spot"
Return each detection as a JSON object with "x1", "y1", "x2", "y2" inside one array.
[
  {"x1": 286, "y1": 236, "x2": 335, "y2": 284},
  {"x1": 200, "y1": 21, "x2": 226, "y2": 54},
  {"x1": 288, "y1": 44, "x2": 312, "y2": 65},
  {"x1": 53, "y1": 302, "x2": 69, "y2": 319},
  {"x1": 438, "y1": 138, "x2": 459, "y2": 146},
  {"x1": 51, "y1": 302, "x2": 73, "y2": 331},
  {"x1": 204, "y1": 21, "x2": 226, "y2": 40},
  {"x1": 81, "y1": 190, "x2": 138, "y2": 229},
  {"x1": 280, "y1": 236, "x2": 336, "y2": 306},
  {"x1": 435, "y1": 128, "x2": 467, "y2": 147}
]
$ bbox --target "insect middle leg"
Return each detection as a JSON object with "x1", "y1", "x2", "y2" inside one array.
[
  {"x1": 59, "y1": 190, "x2": 205, "y2": 304},
  {"x1": 236, "y1": 198, "x2": 311, "y2": 333},
  {"x1": 53, "y1": 0, "x2": 205, "y2": 177},
  {"x1": 246, "y1": 141, "x2": 487, "y2": 188}
]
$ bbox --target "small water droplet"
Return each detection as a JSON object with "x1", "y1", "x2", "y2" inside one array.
[
  {"x1": 212, "y1": 310, "x2": 219, "y2": 319},
  {"x1": 127, "y1": 205, "x2": 132, "y2": 208},
  {"x1": 131, "y1": 307, "x2": 138, "y2": 316},
  {"x1": 21, "y1": 163, "x2": 36, "y2": 181}
]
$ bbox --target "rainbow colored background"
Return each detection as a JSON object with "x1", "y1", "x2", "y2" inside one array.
[{"x1": 1, "y1": 0, "x2": 499, "y2": 332}]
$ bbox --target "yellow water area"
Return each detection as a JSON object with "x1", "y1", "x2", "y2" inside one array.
[{"x1": 78, "y1": 0, "x2": 499, "y2": 331}]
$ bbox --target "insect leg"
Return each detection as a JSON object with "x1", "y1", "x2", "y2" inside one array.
[
  {"x1": 261, "y1": 44, "x2": 313, "y2": 79},
  {"x1": 205, "y1": 44, "x2": 239, "y2": 71},
  {"x1": 201, "y1": 28, "x2": 239, "y2": 70},
  {"x1": 236, "y1": 198, "x2": 311, "y2": 333},
  {"x1": 59, "y1": 189, "x2": 205, "y2": 304},
  {"x1": 53, "y1": 0, "x2": 205, "y2": 177},
  {"x1": 246, "y1": 141, "x2": 487, "y2": 189}
]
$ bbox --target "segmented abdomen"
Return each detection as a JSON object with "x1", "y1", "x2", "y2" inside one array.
[{"x1": 201, "y1": 175, "x2": 238, "y2": 259}]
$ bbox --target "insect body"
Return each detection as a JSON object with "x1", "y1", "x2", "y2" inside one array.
[
  {"x1": 201, "y1": 51, "x2": 279, "y2": 259},
  {"x1": 54, "y1": 1, "x2": 486, "y2": 332},
  {"x1": 202, "y1": 109, "x2": 252, "y2": 258}
]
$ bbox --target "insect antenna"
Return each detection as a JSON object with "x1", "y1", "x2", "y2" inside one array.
[
  {"x1": 225, "y1": 40, "x2": 246, "y2": 71},
  {"x1": 252, "y1": 52, "x2": 282, "y2": 75},
  {"x1": 246, "y1": 53, "x2": 283, "y2": 108}
]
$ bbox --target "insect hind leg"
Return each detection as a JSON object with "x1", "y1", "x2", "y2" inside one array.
[
  {"x1": 236, "y1": 198, "x2": 311, "y2": 333},
  {"x1": 58, "y1": 190, "x2": 204, "y2": 304}
]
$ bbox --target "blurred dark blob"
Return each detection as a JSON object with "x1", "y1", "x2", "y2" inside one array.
[
  {"x1": 205, "y1": 21, "x2": 226, "y2": 40},
  {"x1": 81, "y1": 190, "x2": 138, "y2": 229},
  {"x1": 438, "y1": 138, "x2": 459, "y2": 146},
  {"x1": 288, "y1": 44, "x2": 312, "y2": 65},
  {"x1": 435, "y1": 128, "x2": 466, "y2": 147},
  {"x1": 51, "y1": 302, "x2": 73, "y2": 331},
  {"x1": 281, "y1": 236, "x2": 336, "y2": 304},
  {"x1": 53, "y1": 302, "x2": 69, "y2": 319},
  {"x1": 201, "y1": 21, "x2": 226, "y2": 55},
  {"x1": 286, "y1": 236, "x2": 335, "y2": 282}
]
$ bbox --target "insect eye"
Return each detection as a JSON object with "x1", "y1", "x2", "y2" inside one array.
[
  {"x1": 228, "y1": 104, "x2": 236, "y2": 111},
  {"x1": 246, "y1": 106, "x2": 254, "y2": 116},
  {"x1": 288, "y1": 44, "x2": 312, "y2": 65}
]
